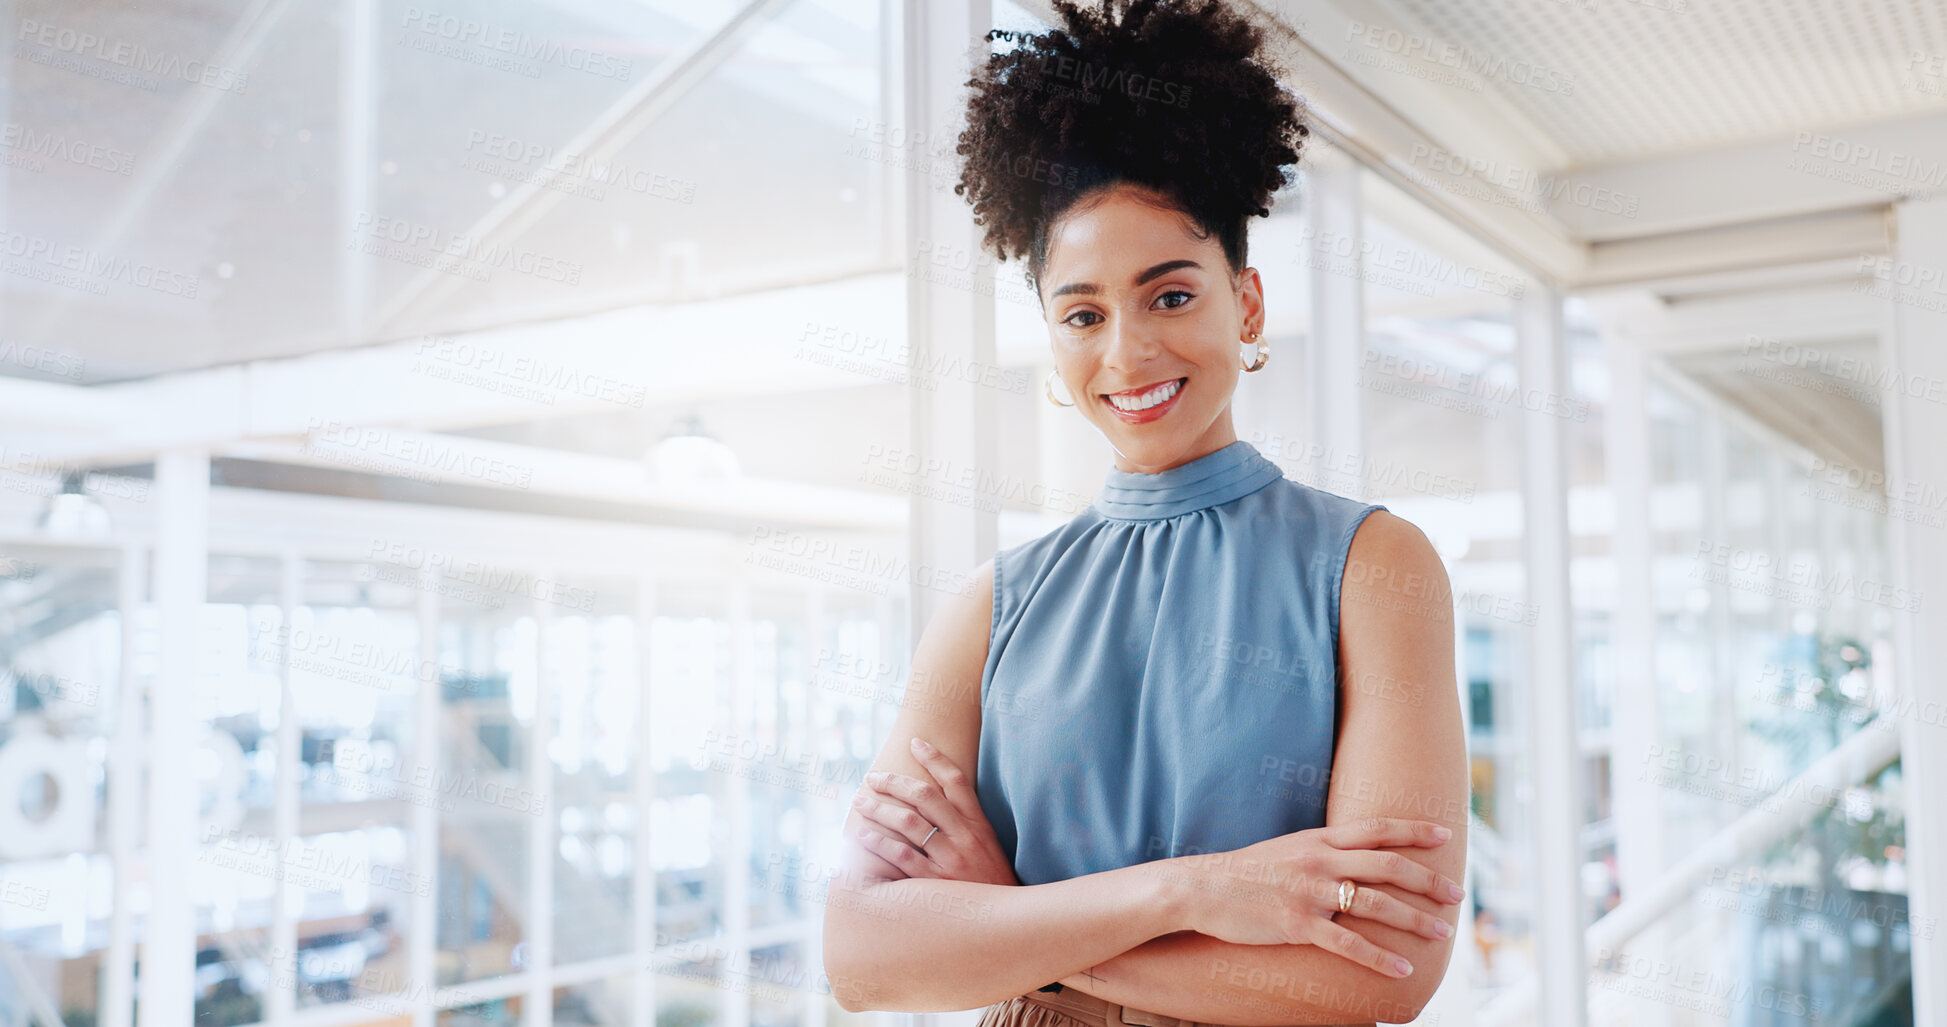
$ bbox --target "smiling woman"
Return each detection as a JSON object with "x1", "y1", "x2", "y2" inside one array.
[
  {"x1": 820, "y1": 2, "x2": 1469, "y2": 1025},
  {"x1": 1035, "y1": 195, "x2": 1265, "y2": 461}
]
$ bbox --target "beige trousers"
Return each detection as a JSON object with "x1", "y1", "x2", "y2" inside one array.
[{"x1": 975, "y1": 986, "x2": 1246, "y2": 1027}]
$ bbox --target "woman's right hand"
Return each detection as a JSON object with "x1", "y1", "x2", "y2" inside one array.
[{"x1": 1163, "y1": 817, "x2": 1463, "y2": 979}]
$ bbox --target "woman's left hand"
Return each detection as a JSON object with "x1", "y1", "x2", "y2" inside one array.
[{"x1": 852, "y1": 736, "x2": 1021, "y2": 886}]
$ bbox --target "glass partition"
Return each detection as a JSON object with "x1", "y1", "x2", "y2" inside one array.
[
  {"x1": 1356, "y1": 167, "x2": 1541, "y2": 1004},
  {"x1": 289, "y1": 558, "x2": 421, "y2": 1011},
  {"x1": 190, "y1": 555, "x2": 282, "y2": 1027},
  {"x1": 546, "y1": 574, "x2": 637, "y2": 968},
  {"x1": 433, "y1": 573, "x2": 537, "y2": 988},
  {"x1": 0, "y1": 544, "x2": 124, "y2": 1027}
]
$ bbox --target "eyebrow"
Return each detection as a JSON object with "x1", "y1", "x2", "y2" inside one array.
[{"x1": 1049, "y1": 259, "x2": 1204, "y2": 299}]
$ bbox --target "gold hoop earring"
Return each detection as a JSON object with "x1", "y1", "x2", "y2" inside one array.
[
  {"x1": 1241, "y1": 332, "x2": 1269, "y2": 373},
  {"x1": 1045, "y1": 368, "x2": 1076, "y2": 407}
]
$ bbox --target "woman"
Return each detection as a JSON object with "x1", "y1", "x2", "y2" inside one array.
[{"x1": 821, "y1": 2, "x2": 1469, "y2": 1025}]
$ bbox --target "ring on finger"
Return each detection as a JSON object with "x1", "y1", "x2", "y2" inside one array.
[{"x1": 1338, "y1": 879, "x2": 1358, "y2": 914}]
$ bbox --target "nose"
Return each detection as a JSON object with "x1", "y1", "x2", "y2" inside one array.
[{"x1": 1100, "y1": 310, "x2": 1162, "y2": 376}]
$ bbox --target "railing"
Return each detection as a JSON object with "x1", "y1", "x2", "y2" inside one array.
[
  {"x1": 1734, "y1": 884, "x2": 1910, "y2": 1026},
  {"x1": 1479, "y1": 716, "x2": 1905, "y2": 1026},
  {"x1": 0, "y1": 932, "x2": 65, "y2": 1027}
]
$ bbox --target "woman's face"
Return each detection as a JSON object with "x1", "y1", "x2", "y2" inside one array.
[{"x1": 1040, "y1": 182, "x2": 1264, "y2": 474}]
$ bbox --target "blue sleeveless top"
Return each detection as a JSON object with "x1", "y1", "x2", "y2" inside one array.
[{"x1": 975, "y1": 439, "x2": 1387, "y2": 886}]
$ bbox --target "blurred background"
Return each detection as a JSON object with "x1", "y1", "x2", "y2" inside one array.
[{"x1": 1, "y1": 1, "x2": 1944, "y2": 1026}]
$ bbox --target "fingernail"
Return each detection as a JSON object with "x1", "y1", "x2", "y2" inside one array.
[
  {"x1": 851, "y1": 794, "x2": 867, "y2": 808},
  {"x1": 1432, "y1": 826, "x2": 1452, "y2": 841},
  {"x1": 1394, "y1": 958, "x2": 1412, "y2": 976},
  {"x1": 1448, "y1": 884, "x2": 1465, "y2": 902},
  {"x1": 1435, "y1": 920, "x2": 1452, "y2": 938},
  {"x1": 910, "y1": 737, "x2": 933, "y2": 753},
  {"x1": 866, "y1": 771, "x2": 884, "y2": 785}
]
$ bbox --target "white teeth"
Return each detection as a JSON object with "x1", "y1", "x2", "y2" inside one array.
[{"x1": 1108, "y1": 378, "x2": 1182, "y2": 412}]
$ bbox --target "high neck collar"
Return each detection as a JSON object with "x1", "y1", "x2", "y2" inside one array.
[{"x1": 1092, "y1": 440, "x2": 1284, "y2": 521}]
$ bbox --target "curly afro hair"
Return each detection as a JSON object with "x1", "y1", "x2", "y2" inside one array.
[{"x1": 953, "y1": 0, "x2": 1307, "y2": 299}]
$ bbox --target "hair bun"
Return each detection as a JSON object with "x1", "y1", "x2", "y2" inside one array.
[{"x1": 953, "y1": 0, "x2": 1308, "y2": 287}]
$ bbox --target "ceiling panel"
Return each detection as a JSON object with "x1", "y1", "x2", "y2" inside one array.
[
  {"x1": 3, "y1": 0, "x2": 875, "y2": 384},
  {"x1": 1381, "y1": 0, "x2": 1947, "y2": 166}
]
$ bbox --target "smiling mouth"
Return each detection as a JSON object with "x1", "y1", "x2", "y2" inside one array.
[{"x1": 1102, "y1": 377, "x2": 1187, "y2": 413}]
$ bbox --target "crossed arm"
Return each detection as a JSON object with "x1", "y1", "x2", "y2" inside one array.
[{"x1": 821, "y1": 512, "x2": 1469, "y2": 1025}]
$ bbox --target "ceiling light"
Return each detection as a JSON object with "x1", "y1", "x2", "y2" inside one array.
[
  {"x1": 646, "y1": 413, "x2": 740, "y2": 485},
  {"x1": 38, "y1": 472, "x2": 112, "y2": 538}
]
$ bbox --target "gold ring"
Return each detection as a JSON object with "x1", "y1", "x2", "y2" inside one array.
[{"x1": 1337, "y1": 880, "x2": 1357, "y2": 914}]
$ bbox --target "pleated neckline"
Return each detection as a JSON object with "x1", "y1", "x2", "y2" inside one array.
[{"x1": 1092, "y1": 440, "x2": 1285, "y2": 521}]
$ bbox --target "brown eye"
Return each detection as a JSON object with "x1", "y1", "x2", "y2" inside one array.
[
  {"x1": 1063, "y1": 310, "x2": 1103, "y2": 328},
  {"x1": 1155, "y1": 290, "x2": 1193, "y2": 309}
]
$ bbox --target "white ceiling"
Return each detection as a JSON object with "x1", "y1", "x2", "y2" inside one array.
[
  {"x1": 1382, "y1": 0, "x2": 1947, "y2": 167},
  {"x1": 10, "y1": 0, "x2": 1939, "y2": 386},
  {"x1": 5, "y1": 0, "x2": 1930, "y2": 512},
  {"x1": 0, "y1": 0, "x2": 887, "y2": 385}
]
